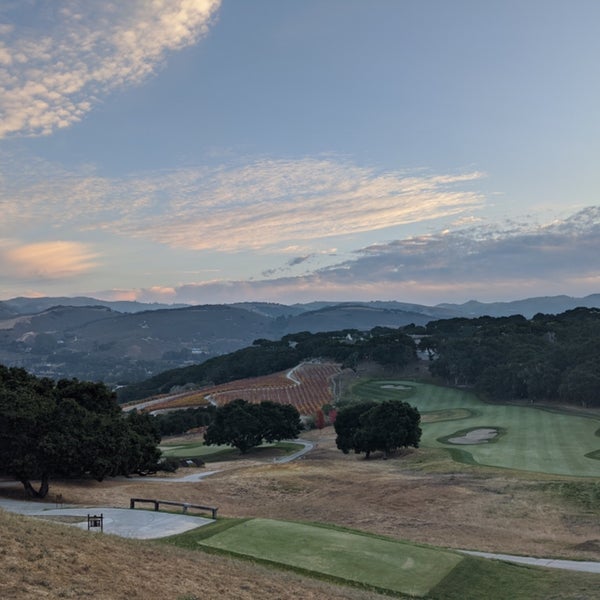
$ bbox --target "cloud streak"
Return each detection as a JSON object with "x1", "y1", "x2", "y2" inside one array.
[
  {"x1": 0, "y1": 154, "x2": 485, "y2": 253},
  {"x1": 0, "y1": 0, "x2": 220, "y2": 138},
  {"x1": 1, "y1": 240, "x2": 99, "y2": 281},
  {"x1": 104, "y1": 206, "x2": 600, "y2": 304}
]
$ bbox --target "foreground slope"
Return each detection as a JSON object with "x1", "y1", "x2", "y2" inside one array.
[{"x1": 0, "y1": 510, "x2": 386, "y2": 600}]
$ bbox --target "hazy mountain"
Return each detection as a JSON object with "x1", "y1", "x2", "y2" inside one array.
[
  {"x1": 3, "y1": 296, "x2": 188, "y2": 315},
  {"x1": 0, "y1": 302, "x2": 17, "y2": 320},
  {"x1": 281, "y1": 304, "x2": 434, "y2": 333},
  {"x1": 436, "y1": 294, "x2": 600, "y2": 319}
]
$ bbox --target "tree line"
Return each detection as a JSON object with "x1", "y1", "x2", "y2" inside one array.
[{"x1": 423, "y1": 307, "x2": 600, "y2": 407}]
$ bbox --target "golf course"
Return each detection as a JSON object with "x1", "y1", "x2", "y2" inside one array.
[{"x1": 350, "y1": 381, "x2": 600, "y2": 477}]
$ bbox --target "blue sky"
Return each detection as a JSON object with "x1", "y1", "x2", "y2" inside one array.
[{"x1": 1, "y1": 0, "x2": 599, "y2": 306}]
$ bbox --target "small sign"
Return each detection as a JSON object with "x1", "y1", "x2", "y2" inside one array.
[{"x1": 87, "y1": 513, "x2": 104, "y2": 532}]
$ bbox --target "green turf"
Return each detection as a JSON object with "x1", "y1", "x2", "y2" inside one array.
[
  {"x1": 160, "y1": 440, "x2": 302, "y2": 461},
  {"x1": 163, "y1": 518, "x2": 600, "y2": 599},
  {"x1": 429, "y1": 555, "x2": 600, "y2": 600},
  {"x1": 195, "y1": 518, "x2": 462, "y2": 597},
  {"x1": 350, "y1": 381, "x2": 600, "y2": 477},
  {"x1": 160, "y1": 442, "x2": 234, "y2": 459}
]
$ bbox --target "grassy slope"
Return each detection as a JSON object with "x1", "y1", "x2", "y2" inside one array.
[
  {"x1": 350, "y1": 380, "x2": 600, "y2": 476},
  {"x1": 0, "y1": 510, "x2": 387, "y2": 600}
]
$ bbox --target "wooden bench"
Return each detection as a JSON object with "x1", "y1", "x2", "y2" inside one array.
[{"x1": 129, "y1": 497, "x2": 218, "y2": 519}]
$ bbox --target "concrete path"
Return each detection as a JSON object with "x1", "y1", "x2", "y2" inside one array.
[
  {"x1": 460, "y1": 550, "x2": 600, "y2": 574},
  {"x1": 0, "y1": 497, "x2": 212, "y2": 539},
  {"x1": 273, "y1": 438, "x2": 315, "y2": 463}
]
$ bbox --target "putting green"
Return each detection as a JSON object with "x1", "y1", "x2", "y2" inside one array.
[
  {"x1": 198, "y1": 518, "x2": 462, "y2": 597},
  {"x1": 351, "y1": 381, "x2": 600, "y2": 477}
]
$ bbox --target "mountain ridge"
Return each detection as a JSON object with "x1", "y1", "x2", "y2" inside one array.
[{"x1": 1, "y1": 293, "x2": 599, "y2": 384}]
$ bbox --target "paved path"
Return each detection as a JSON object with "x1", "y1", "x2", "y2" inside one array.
[
  {"x1": 273, "y1": 438, "x2": 315, "y2": 463},
  {"x1": 0, "y1": 497, "x2": 212, "y2": 539},
  {"x1": 460, "y1": 550, "x2": 600, "y2": 573}
]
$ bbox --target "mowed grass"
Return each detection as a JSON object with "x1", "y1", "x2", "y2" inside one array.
[
  {"x1": 164, "y1": 518, "x2": 600, "y2": 600},
  {"x1": 184, "y1": 518, "x2": 462, "y2": 597},
  {"x1": 351, "y1": 381, "x2": 600, "y2": 477},
  {"x1": 160, "y1": 440, "x2": 302, "y2": 461}
]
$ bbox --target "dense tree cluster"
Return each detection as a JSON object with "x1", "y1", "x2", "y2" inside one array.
[
  {"x1": 118, "y1": 328, "x2": 417, "y2": 403},
  {"x1": 0, "y1": 366, "x2": 161, "y2": 498},
  {"x1": 153, "y1": 405, "x2": 216, "y2": 437},
  {"x1": 204, "y1": 399, "x2": 302, "y2": 454},
  {"x1": 424, "y1": 308, "x2": 600, "y2": 407},
  {"x1": 334, "y1": 400, "x2": 421, "y2": 458}
]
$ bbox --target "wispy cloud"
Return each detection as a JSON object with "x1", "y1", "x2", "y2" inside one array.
[
  {"x1": 1, "y1": 240, "x2": 99, "y2": 281},
  {"x1": 105, "y1": 206, "x2": 600, "y2": 304},
  {"x1": 0, "y1": 154, "x2": 485, "y2": 252},
  {"x1": 0, "y1": 0, "x2": 220, "y2": 138}
]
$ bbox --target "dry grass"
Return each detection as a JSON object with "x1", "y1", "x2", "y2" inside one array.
[
  {"x1": 26, "y1": 427, "x2": 600, "y2": 562},
  {"x1": 0, "y1": 510, "x2": 388, "y2": 600},
  {"x1": 2, "y1": 426, "x2": 599, "y2": 599}
]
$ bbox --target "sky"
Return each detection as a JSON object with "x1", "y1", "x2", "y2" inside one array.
[{"x1": 1, "y1": 0, "x2": 599, "y2": 307}]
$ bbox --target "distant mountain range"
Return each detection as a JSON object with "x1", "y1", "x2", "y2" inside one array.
[{"x1": 1, "y1": 294, "x2": 599, "y2": 385}]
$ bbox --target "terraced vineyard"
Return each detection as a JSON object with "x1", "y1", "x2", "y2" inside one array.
[{"x1": 148, "y1": 362, "x2": 341, "y2": 416}]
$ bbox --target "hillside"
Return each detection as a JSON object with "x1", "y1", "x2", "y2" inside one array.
[
  {"x1": 0, "y1": 301, "x2": 430, "y2": 384},
  {"x1": 0, "y1": 509, "x2": 381, "y2": 600},
  {"x1": 2, "y1": 425, "x2": 599, "y2": 599},
  {"x1": 1, "y1": 293, "x2": 600, "y2": 385}
]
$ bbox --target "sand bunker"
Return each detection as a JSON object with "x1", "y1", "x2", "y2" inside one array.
[{"x1": 447, "y1": 428, "x2": 498, "y2": 445}]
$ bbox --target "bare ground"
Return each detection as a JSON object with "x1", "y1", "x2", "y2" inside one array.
[{"x1": 18, "y1": 427, "x2": 600, "y2": 562}]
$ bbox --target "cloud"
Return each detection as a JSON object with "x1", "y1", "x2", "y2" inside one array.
[
  {"x1": 0, "y1": 0, "x2": 220, "y2": 138},
  {"x1": 0, "y1": 153, "x2": 485, "y2": 253},
  {"x1": 102, "y1": 206, "x2": 600, "y2": 305},
  {"x1": 288, "y1": 255, "x2": 314, "y2": 267},
  {"x1": 1, "y1": 240, "x2": 99, "y2": 280}
]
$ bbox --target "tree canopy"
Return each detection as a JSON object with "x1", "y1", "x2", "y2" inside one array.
[
  {"x1": 334, "y1": 400, "x2": 421, "y2": 458},
  {"x1": 204, "y1": 399, "x2": 302, "y2": 454},
  {"x1": 0, "y1": 366, "x2": 161, "y2": 498},
  {"x1": 424, "y1": 308, "x2": 600, "y2": 406}
]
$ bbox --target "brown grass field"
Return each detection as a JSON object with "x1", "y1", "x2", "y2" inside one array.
[{"x1": 2, "y1": 425, "x2": 599, "y2": 599}]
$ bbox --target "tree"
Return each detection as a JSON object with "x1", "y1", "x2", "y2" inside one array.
[
  {"x1": 334, "y1": 400, "x2": 377, "y2": 455},
  {"x1": 0, "y1": 366, "x2": 162, "y2": 498},
  {"x1": 204, "y1": 399, "x2": 301, "y2": 453},
  {"x1": 334, "y1": 400, "x2": 421, "y2": 458},
  {"x1": 257, "y1": 401, "x2": 302, "y2": 443}
]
